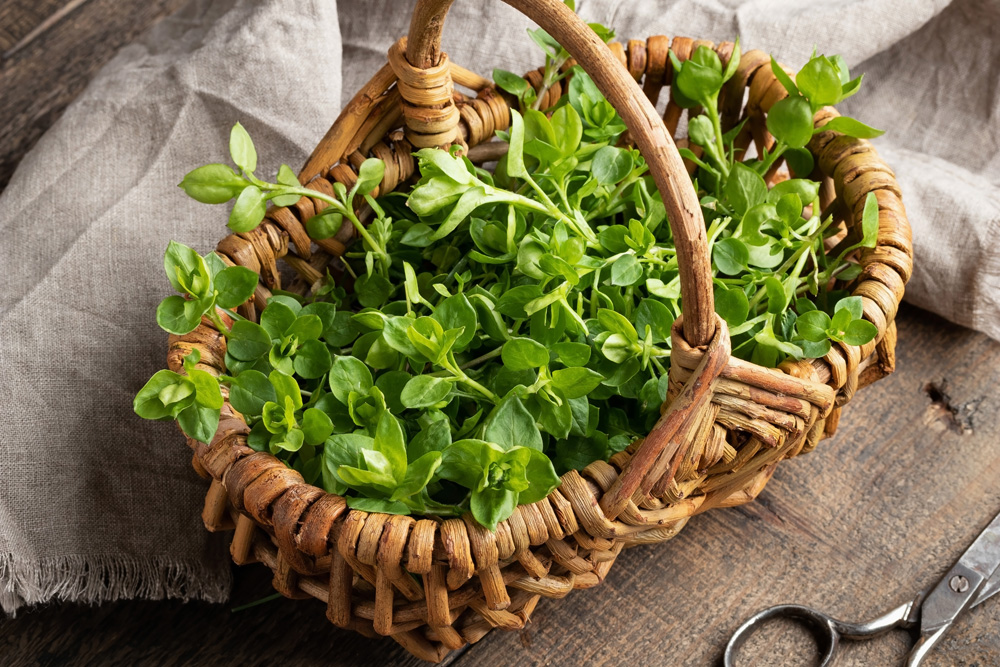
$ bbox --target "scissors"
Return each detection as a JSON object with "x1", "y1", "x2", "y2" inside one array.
[{"x1": 724, "y1": 507, "x2": 1000, "y2": 666}]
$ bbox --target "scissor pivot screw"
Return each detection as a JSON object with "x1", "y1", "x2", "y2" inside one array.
[{"x1": 949, "y1": 575, "x2": 970, "y2": 593}]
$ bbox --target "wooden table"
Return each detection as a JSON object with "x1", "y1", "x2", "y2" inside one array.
[{"x1": 2, "y1": 3, "x2": 998, "y2": 666}]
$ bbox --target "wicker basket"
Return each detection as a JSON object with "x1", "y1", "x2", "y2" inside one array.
[{"x1": 168, "y1": 0, "x2": 911, "y2": 660}]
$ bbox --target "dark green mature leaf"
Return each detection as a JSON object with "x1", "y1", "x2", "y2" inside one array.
[
  {"x1": 214, "y1": 266, "x2": 258, "y2": 308},
  {"x1": 227, "y1": 369, "x2": 275, "y2": 417}
]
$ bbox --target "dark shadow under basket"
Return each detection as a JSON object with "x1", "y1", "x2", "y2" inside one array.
[{"x1": 169, "y1": 0, "x2": 911, "y2": 661}]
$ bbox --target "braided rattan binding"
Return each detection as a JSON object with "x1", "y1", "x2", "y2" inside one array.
[{"x1": 169, "y1": 0, "x2": 911, "y2": 660}]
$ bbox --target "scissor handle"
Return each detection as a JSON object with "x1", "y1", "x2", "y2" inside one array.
[{"x1": 723, "y1": 599, "x2": 921, "y2": 667}]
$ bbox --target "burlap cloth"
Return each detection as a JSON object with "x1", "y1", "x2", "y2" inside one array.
[{"x1": 2, "y1": 0, "x2": 997, "y2": 613}]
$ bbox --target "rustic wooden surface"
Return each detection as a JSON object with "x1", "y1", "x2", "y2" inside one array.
[
  {"x1": 2, "y1": 3, "x2": 999, "y2": 667},
  {"x1": 0, "y1": 0, "x2": 188, "y2": 191}
]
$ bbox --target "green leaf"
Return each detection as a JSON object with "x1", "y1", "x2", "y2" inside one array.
[
  {"x1": 484, "y1": 395, "x2": 542, "y2": 451},
  {"x1": 432, "y1": 294, "x2": 477, "y2": 350},
  {"x1": 345, "y1": 497, "x2": 410, "y2": 514},
  {"x1": 400, "y1": 375, "x2": 453, "y2": 409},
  {"x1": 592, "y1": 146, "x2": 633, "y2": 185},
  {"x1": 517, "y1": 448, "x2": 561, "y2": 503},
  {"x1": 214, "y1": 266, "x2": 258, "y2": 309},
  {"x1": 374, "y1": 412, "x2": 408, "y2": 485},
  {"x1": 675, "y1": 57, "x2": 723, "y2": 106},
  {"x1": 860, "y1": 191, "x2": 879, "y2": 248},
  {"x1": 844, "y1": 319, "x2": 878, "y2": 346},
  {"x1": 821, "y1": 116, "x2": 885, "y2": 139},
  {"x1": 784, "y1": 147, "x2": 815, "y2": 176},
  {"x1": 188, "y1": 369, "x2": 223, "y2": 409},
  {"x1": 177, "y1": 401, "x2": 220, "y2": 444},
  {"x1": 269, "y1": 370, "x2": 303, "y2": 411},
  {"x1": 551, "y1": 367, "x2": 604, "y2": 399},
  {"x1": 227, "y1": 370, "x2": 275, "y2": 417},
  {"x1": 400, "y1": 222, "x2": 435, "y2": 248},
  {"x1": 293, "y1": 339, "x2": 333, "y2": 379},
  {"x1": 835, "y1": 295, "x2": 864, "y2": 320},
  {"x1": 391, "y1": 451, "x2": 442, "y2": 501},
  {"x1": 506, "y1": 109, "x2": 528, "y2": 179},
  {"x1": 260, "y1": 301, "x2": 297, "y2": 339},
  {"x1": 553, "y1": 341, "x2": 591, "y2": 367},
  {"x1": 725, "y1": 162, "x2": 767, "y2": 216},
  {"x1": 797, "y1": 338, "x2": 832, "y2": 359},
  {"x1": 713, "y1": 237, "x2": 750, "y2": 275},
  {"x1": 471, "y1": 486, "x2": 518, "y2": 531},
  {"x1": 764, "y1": 276, "x2": 788, "y2": 314},
  {"x1": 277, "y1": 163, "x2": 298, "y2": 187},
  {"x1": 229, "y1": 122, "x2": 257, "y2": 173},
  {"x1": 228, "y1": 185, "x2": 267, "y2": 232},
  {"x1": 301, "y1": 408, "x2": 334, "y2": 445},
  {"x1": 409, "y1": 420, "x2": 452, "y2": 463},
  {"x1": 228, "y1": 320, "x2": 271, "y2": 361},
  {"x1": 796, "y1": 310, "x2": 832, "y2": 341},
  {"x1": 501, "y1": 337, "x2": 550, "y2": 371},
  {"x1": 551, "y1": 104, "x2": 583, "y2": 156},
  {"x1": 496, "y1": 284, "x2": 544, "y2": 319},
  {"x1": 439, "y1": 439, "x2": 492, "y2": 489},
  {"x1": 286, "y1": 314, "x2": 323, "y2": 341},
  {"x1": 156, "y1": 295, "x2": 205, "y2": 335},
  {"x1": 767, "y1": 95, "x2": 815, "y2": 149},
  {"x1": 796, "y1": 55, "x2": 843, "y2": 107},
  {"x1": 329, "y1": 356, "x2": 373, "y2": 404},
  {"x1": 493, "y1": 69, "x2": 529, "y2": 95},
  {"x1": 352, "y1": 158, "x2": 385, "y2": 198},
  {"x1": 134, "y1": 370, "x2": 193, "y2": 420},
  {"x1": 610, "y1": 254, "x2": 643, "y2": 286},
  {"x1": 634, "y1": 298, "x2": 674, "y2": 344},
  {"x1": 715, "y1": 286, "x2": 750, "y2": 327},
  {"x1": 770, "y1": 57, "x2": 799, "y2": 96},
  {"x1": 355, "y1": 272, "x2": 392, "y2": 308},
  {"x1": 179, "y1": 163, "x2": 248, "y2": 204},
  {"x1": 163, "y1": 241, "x2": 209, "y2": 296},
  {"x1": 306, "y1": 209, "x2": 343, "y2": 239}
]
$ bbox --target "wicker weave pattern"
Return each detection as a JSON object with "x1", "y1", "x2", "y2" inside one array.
[{"x1": 167, "y1": 29, "x2": 911, "y2": 662}]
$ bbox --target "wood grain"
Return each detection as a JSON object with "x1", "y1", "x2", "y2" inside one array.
[{"x1": 0, "y1": 0, "x2": 187, "y2": 192}]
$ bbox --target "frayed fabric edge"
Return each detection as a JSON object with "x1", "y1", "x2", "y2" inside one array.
[{"x1": 0, "y1": 552, "x2": 232, "y2": 615}]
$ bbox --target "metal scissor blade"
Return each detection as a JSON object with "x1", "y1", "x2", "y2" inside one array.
[
  {"x1": 971, "y1": 561, "x2": 1000, "y2": 609},
  {"x1": 920, "y1": 508, "x2": 1000, "y2": 634}
]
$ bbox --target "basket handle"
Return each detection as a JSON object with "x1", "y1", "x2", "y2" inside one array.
[{"x1": 404, "y1": 0, "x2": 716, "y2": 346}]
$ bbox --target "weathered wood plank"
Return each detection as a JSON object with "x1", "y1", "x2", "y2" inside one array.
[{"x1": 0, "y1": 0, "x2": 188, "y2": 192}]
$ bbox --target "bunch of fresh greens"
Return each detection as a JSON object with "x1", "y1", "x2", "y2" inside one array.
[{"x1": 136, "y1": 19, "x2": 884, "y2": 530}]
